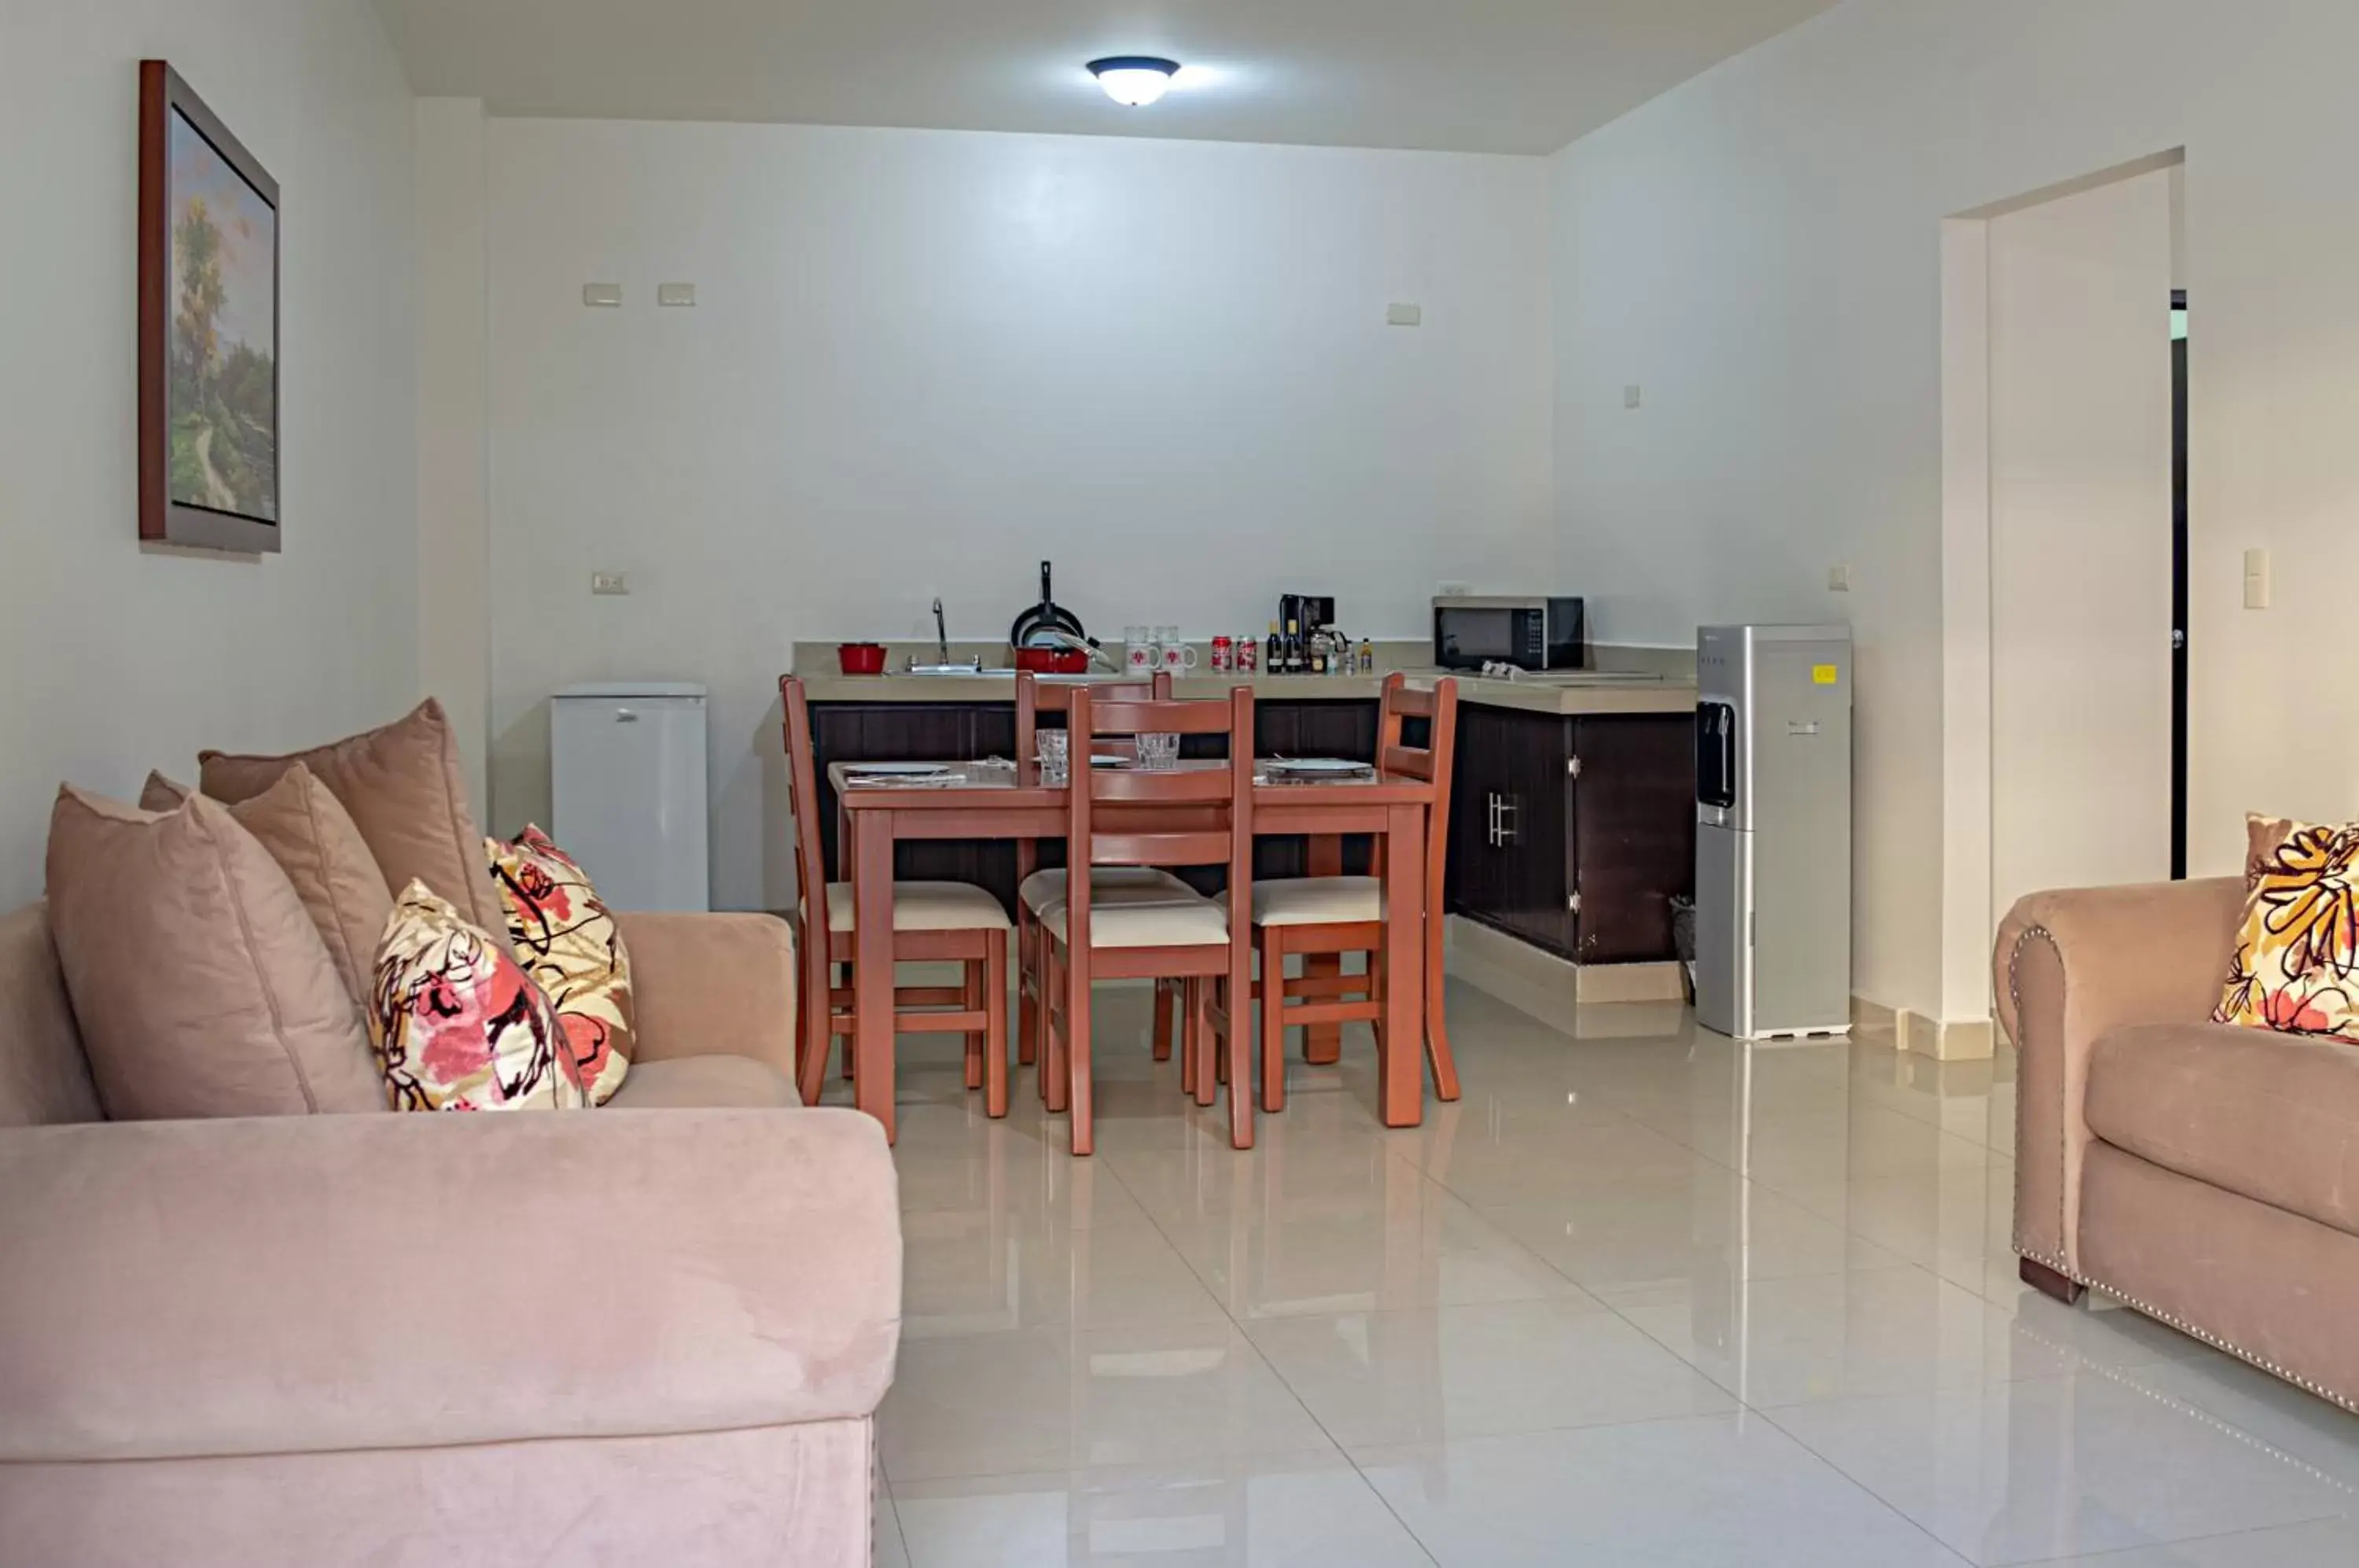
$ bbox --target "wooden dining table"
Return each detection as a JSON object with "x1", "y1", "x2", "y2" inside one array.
[{"x1": 830, "y1": 757, "x2": 1436, "y2": 1144}]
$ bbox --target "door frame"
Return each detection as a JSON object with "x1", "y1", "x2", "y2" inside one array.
[{"x1": 1936, "y1": 149, "x2": 2186, "y2": 1029}]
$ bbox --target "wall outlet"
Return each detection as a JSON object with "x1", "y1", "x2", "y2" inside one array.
[
  {"x1": 1386, "y1": 302, "x2": 1422, "y2": 327},
  {"x1": 2243, "y1": 547, "x2": 2271, "y2": 609},
  {"x1": 1623, "y1": 384, "x2": 1643, "y2": 409},
  {"x1": 1827, "y1": 564, "x2": 1852, "y2": 592},
  {"x1": 582, "y1": 283, "x2": 622, "y2": 307},
  {"x1": 591, "y1": 572, "x2": 631, "y2": 596},
  {"x1": 657, "y1": 282, "x2": 697, "y2": 307},
  {"x1": 1437, "y1": 580, "x2": 1473, "y2": 599}
]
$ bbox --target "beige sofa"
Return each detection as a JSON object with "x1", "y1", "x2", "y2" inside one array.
[
  {"x1": 0, "y1": 903, "x2": 903, "y2": 1566},
  {"x1": 1997, "y1": 877, "x2": 2359, "y2": 1415}
]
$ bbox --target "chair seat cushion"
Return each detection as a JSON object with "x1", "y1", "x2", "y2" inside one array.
[
  {"x1": 2086, "y1": 1021, "x2": 2359, "y2": 1239},
  {"x1": 602, "y1": 1055, "x2": 801, "y2": 1110},
  {"x1": 1018, "y1": 867, "x2": 1194, "y2": 914},
  {"x1": 1043, "y1": 895, "x2": 1230, "y2": 949},
  {"x1": 824, "y1": 881, "x2": 1011, "y2": 934},
  {"x1": 1224, "y1": 876, "x2": 1385, "y2": 927}
]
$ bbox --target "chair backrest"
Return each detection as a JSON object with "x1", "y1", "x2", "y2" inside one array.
[
  {"x1": 1062, "y1": 686, "x2": 1254, "y2": 946},
  {"x1": 1377, "y1": 675, "x2": 1461, "y2": 904},
  {"x1": 1014, "y1": 670, "x2": 1168, "y2": 763},
  {"x1": 775, "y1": 675, "x2": 826, "y2": 921}
]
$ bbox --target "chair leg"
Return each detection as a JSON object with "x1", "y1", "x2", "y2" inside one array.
[
  {"x1": 1043, "y1": 941, "x2": 1069, "y2": 1113},
  {"x1": 837, "y1": 964, "x2": 856, "y2": 1080},
  {"x1": 1423, "y1": 935, "x2": 1460, "y2": 1101},
  {"x1": 1259, "y1": 926, "x2": 1288, "y2": 1114},
  {"x1": 984, "y1": 928, "x2": 1009, "y2": 1119},
  {"x1": 1068, "y1": 968, "x2": 1095, "y2": 1157},
  {"x1": 1017, "y1": 911, "x2": 1040, "y2": 1068},
  {"x1": 1227, "y1": 947, "x2": 1256, "y2": 1150},
  {"x1": 962, "y1": 959, "x2": 984, "y2": 1091},
  {"x1": 1190, "y1": 975, "x2": 1217, "y2": 1110},
  {"x1": 1180, "y1": 978, "x2": 1199, "y2": 1099},
  {"x1": 1152, "y1": 978, "x2": 1176, "y2": 1062},
  {"x1": 797, "y1": 955, "x2": 830, "y2": 1108}
]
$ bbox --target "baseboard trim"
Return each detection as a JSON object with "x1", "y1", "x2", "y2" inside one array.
[
  {"x1": 1854, "y1": 996, "x2": 1997, "y2": 1061},
  {"x1": 1444, "y1": 917, "x2": 1686, "y2": 1022}
]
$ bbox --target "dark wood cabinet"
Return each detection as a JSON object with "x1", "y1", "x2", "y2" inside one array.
[{"x1": 1448, "y1": 708, "x2": 1696, "y2": 964}]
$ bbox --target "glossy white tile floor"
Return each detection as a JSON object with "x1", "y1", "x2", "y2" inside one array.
[{"x1": 824, "y1": 982, "x2": 2359, "y2": 1567}]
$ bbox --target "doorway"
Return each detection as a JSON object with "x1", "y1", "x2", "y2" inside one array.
[{"x1": 2171, "y1": 288, "x2": 2189, "y2": 879}]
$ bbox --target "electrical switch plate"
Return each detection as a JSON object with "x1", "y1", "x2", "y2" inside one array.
[
  {"x1": 1827, "y1": 565, "x2": 1852, "y2": 592},
  {"x1": 1624, "y1": 385, "x2": 1643, "y2": 409},
  {"x1": 657, "y1": 282, "x2": 696, "y2": 307},
  {"x1": 591, "y1": 572, "x2": 630, "y2": 596},
  {"x1": 2243, "y1": 548, "x2": 2271, "y2": 609},
  {"x1": 1386, "y1": 302, "x2": 1422, "y2": 327},
  {"x1": 582, "y1": 284, "x2": 623, "y2": 307}
]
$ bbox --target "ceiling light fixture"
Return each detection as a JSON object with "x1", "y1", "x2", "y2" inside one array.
[{"x1": 1087, "y1": 57, "x2": 1181, "y2": 108}]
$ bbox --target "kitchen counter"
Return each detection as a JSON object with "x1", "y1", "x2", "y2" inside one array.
[{"x1": 790, "y1": 642, "x2": 1696, "y2": 716}]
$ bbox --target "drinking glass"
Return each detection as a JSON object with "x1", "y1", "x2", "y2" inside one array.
[
  {"x1": 1037, "y1": 728, "x2": 1069, "y2": 782},
  {"x1": 1135, "y1": 732, "x2": 1180, "y2": 770}
]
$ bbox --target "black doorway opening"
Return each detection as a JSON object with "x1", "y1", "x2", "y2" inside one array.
[{"x1": 2171, "y1": 289, "x2": 2188, "y2": 880}]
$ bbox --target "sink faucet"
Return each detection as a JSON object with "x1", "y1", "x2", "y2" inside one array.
[{"x1": 933, "y1": 597, "x2": 950, "y2": 666}]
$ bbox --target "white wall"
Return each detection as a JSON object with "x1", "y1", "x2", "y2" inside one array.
[
  {"x1": 1989, "y1": 167, "x2": 2175, "y2": 921},
  {"x1": 479, "y1": 119, "x2": 1553, "y2": 908},
  {"x1": 0, "y1": 0, "x2": 419, "y2": 907},
  {"x1": 1552, "y1": 0, "x2": 2359, "y2": 1020},
  {"x1": 414, "y1": 97, "x2": 491, "y2": 812}
]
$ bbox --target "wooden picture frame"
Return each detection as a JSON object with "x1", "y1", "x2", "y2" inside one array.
[{"x1": 139, "y1": 61, "x2": 282, "y2": 554}]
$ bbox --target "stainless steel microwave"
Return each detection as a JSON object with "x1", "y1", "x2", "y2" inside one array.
[{"x1": 1433, "y1": 596, "x2": 1587, "y2": 672}]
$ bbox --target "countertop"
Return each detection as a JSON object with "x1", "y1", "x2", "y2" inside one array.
[{"x1": 792, "y1": 642, "x2": 1696, "y2": 717}]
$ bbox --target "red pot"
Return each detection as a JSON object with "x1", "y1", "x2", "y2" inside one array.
[
  {"x1": 837, "y1": 642, "x2": 888, "y2": 675},
  {"x1": 1014, "y1": 646, "x2": 1089, "y2": 674}
]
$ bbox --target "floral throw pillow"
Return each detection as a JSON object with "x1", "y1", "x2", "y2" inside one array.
[
  {"x1": 370, "y1": 882, "x2": 588, "y2": 1111},
  {"x1": 2216, "y1": 814, "x2": 2359, "y2": 1041},
  {"x1": 486, "y1": 826, "x2": 633, "y2": 1105}
]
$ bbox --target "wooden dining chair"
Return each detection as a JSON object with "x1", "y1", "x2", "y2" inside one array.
[
  {"x1": 778, "y1": 675, "x2": 1014, "y2": 1113},
  {"x1": 1039, "y1": 686, "x2": 1257, "y2": 1155},
  {"x1": 1011, "y1": 671, "x2": 1187, "y2": 1078},
  {"x1": 1240, "y1": 675, "x2": 1461, "y2": 1112}
]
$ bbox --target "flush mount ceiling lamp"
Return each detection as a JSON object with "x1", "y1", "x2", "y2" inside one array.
[{"x1": 1087, "y1": 57, "x2": 1181, "y2": 107}]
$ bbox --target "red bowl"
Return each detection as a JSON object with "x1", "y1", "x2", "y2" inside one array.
[{"x1": 837, "y1": 642, "x2": 888, "y2": 675}]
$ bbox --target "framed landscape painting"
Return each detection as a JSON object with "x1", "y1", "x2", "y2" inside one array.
[{"x1": 139, "y1": 61, "x2": 280, "y2": 553}]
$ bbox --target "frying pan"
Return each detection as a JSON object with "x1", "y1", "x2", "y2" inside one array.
[{"x1": 1008, "y1": 560, "x2": 1090, "y2": 650}]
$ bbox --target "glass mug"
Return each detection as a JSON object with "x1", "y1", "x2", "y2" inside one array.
[
  {"x1": 1124, "y1": 627, "x2": 1155, "y2": 675},
  {"x1": 1159, "y1": 628, "x2": 1198, "y2": 674}
]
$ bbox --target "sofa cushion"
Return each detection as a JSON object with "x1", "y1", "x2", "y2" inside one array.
[
  {"x1": 2213, "y1": 812, "x2": 2359, "y2": 1043},
  {"x1": 369, "y1": 882, "x2": 584, "y2": 1112},
  {"x1": 488, "y1": 826, "x2": 634, "y2": 1106},
  {"x1": 602, "y1": 1056, "x2": 800, "y2": 1110},
  {"x1": 145, "y1": 766, "x2": 391, "y2": 1011},
  {"x1": 199, "y1": 699, "x2": 513, "y2": 955},
  {"x1": 45, "y1": 786, "x2": 384, "y2": 1119},
  {"x1": 2086, "y1": 1021, "x2": 2359, "y2": 1239}
]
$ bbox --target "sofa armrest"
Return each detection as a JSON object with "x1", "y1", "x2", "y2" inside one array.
[
  {"x1": 1996, "y1": 877, "x2": 2243, "y2": 1275},
  {"x1": 618, "y1": 910, "x2": 798, "y2": 1082},
  {"x1": 0, "y1": 1106, "x2": 898, "y2": 1463}
]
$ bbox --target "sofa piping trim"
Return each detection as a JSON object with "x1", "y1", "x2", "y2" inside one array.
[{"x1": 2006, "y1": 923, "x2": 2068, "y2": 1272}]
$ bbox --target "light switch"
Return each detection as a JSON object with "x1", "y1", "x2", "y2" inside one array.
[
  {"x1": 591, "y1": 572, "x2": 630, "y2": 596},
  {"x1": 2243, "y1": 547, "x2": 2271, "y2": 609},
  {"x1": 657, "y1": 282, "x2": 697, "y2": 307},
  {"x1": 1624, "y1": 385, "x2": 1643, "y2": 409},
  {"x1": 1827, "y1": 565, "x2": 1852, "y2": 593},
  {"x1": 1386, "y1": 303, "x2": 1422, "y2": 327},
  {"x1": 582, "y1": 283, "x2": 623, "y2": 308}
]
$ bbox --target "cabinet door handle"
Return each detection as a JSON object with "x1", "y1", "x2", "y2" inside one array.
[{"x1": 1496, "y1": 795, "x2": 1518, "y2": 847}]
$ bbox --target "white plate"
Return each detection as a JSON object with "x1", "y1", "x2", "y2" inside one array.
[
  {"x1": 845, "y1": 762, "x2": 952, "y2": 777},
  {"x1": 1268, "y1": 757, "x2": 1368, "y2": 775},
  {"x1": 1090, "y1": 753, "x2": 1128, "y2": 768}
]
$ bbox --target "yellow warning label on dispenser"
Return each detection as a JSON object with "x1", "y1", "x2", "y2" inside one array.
[{"x1": 1812, "y1": 664, "x2": 1838, "y2": 686}]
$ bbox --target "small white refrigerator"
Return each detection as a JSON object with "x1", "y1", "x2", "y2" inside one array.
[{"x1": 550, "y1": 681, "x2": 710, "y2": 912}]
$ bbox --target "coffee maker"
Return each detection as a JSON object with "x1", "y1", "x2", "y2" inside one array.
[{"x1": 1279, "y1": 594, "x2": 1336, "y2": 636}]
